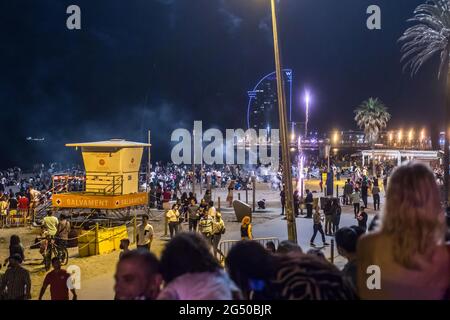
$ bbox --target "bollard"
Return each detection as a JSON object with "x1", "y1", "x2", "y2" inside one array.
[
  {"x1": 218, "y1": 197, "x2": 221, "y2": 211},
  {"x1": 245, "y1": 188, "x2": 248, "y2": 204},
  {"x1": 252, "y1": 177, "x2": 256, "y2": 212},
  {"x1": 330, "y1": 238, "x2": 335, "y2": 264},
  {"x1": 238, "y1": 193, "x2": 241, "y2": 201},
  {"x1": 336, "y1": 185, "x2": 339, "y2": 201},
  {"x1": 164, "y1": 214, "x2": 168, "y2": 237},
  {"x1": 133, "y1": 216, "x2": 137, "y2": 244},
  {"x1": 95, "y1": 223, "x2": 99, "y2": 255},
  {"x1": 324, "y1": 187, "x2": 327, "y2": 197}
]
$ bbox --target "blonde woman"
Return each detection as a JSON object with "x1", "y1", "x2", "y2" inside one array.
[
  {"x1": 357, "y1": 162, "x2": 450, "y2": 300},
  {"x1": 240, "y1": 216, "x2": 253, "y2": 240}
]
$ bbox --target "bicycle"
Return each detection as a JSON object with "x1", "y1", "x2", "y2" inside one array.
[{"x1": 40, "y1": 236, "x2": 69, "y2": 271}]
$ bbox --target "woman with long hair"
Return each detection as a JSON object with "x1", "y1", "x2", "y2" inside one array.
[
  {"x1": 240, "y1": 216, "x2": 253, "y2": 240},
  {"x1": 357, "y1": 162, "x2": 450, "y2": 300}
]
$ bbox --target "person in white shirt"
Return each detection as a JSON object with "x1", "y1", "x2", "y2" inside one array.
[
  {"x1": 136, "y1": 215, "x2": 154, "y2": 251},
  {"x1": 207, "y1": 201, "x2": 217, "y2": 218}
]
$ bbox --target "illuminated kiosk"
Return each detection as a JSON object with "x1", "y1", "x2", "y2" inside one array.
[
  {"x1": 361, "y1": 149, "x2": 442, "y2": 167},
  {"x1": 52, "y1": 139, "x2": 150, "y2": 213}
]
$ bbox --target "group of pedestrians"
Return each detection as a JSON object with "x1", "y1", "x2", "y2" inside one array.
[
  {"x1": 343, "y1": 177, "x2": 381, "y2": 213},
  {"x1": 161, "y1": 190, "x2": 227, "y2": 260},
  {"x1": 309, "y1": 197, "x2": 342, "y2": 247}
]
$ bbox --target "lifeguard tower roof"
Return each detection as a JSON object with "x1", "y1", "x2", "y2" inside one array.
[{"x1": 66, "y1": 139, "x2": 150, "y2": 148}]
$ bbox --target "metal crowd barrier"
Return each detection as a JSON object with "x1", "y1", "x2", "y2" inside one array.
[{"x1": 217, "y1": 237, "x2": 280, "y2": 263}]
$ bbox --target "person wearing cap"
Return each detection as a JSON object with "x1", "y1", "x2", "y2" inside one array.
[
  {"x1": 0, "y1": 254, "x2": 31, "y2": 300},
  {"x1": 211, "y1": 212, "x2": 226, "y2": 259}
]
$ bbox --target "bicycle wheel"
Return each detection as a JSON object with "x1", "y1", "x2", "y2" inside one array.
[
  {"x1": 44, "y1": 250, "x2": 52, "y2": 271},
  {"x1": 56, "y1": 245, "x2": 69, "y2": 265}
]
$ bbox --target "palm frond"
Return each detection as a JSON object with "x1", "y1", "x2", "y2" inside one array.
[{"x1": 399, "y1": 0, "x2": 450, "y2": 78}]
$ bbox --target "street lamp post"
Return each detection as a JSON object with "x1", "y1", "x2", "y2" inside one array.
[
  {"x1": 269, "y1": 0, "x2": 297, "y2": 242},
  {"x1": 305, "y1": 92, "x2": 310, "y2": 138},
  {"x1": 297, "y1": 137, "x2": 304, "y2": 214}
]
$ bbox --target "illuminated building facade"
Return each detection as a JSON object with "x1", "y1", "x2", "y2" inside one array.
[{"x1": 247, "y1": 69, "x2": 293, "y2": 131}]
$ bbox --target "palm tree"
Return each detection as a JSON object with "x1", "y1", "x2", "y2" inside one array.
[
  {"x1": 399, "y1": 0, "x2": 450, "y2": 201},
  {"x1": 354, "y1": 98, "x2": 391, "y2": 146},
  {"x1": 354, "y1": 98, "x2": 391, "y2": 175}
]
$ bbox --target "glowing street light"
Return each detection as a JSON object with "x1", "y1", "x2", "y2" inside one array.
[
  {"x1": 398, "y1": 129, "x2": 403, "y2": 143},
  {"x1": 297, "y1": 136, "x2": 304, "y2": 192},
  {"x1": 408, "y1": 129, "x2": 414, "y2": 143},
  {"x1": 332, "y1": 131, "x2": 339, "y2": 145},
  {"x1": 304, "y1": 91, "x2": 311, "y2": 138}
]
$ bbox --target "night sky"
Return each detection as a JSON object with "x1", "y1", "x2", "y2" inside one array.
[{"x1": 0, "y1": 0, "x2": 446, "y2": 169}]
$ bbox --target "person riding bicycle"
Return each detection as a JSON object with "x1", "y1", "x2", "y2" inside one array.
[
  {"x1": 43, "y1": 210, "x2": 59, "y2": 237},
  {"x1": 39, "y1": 210, "x2": 59, "y2": 260}
]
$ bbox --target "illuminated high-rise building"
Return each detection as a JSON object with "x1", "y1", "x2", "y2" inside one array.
[{"x1": 247, "y1": 69, "x2": 293, "y2": 131}]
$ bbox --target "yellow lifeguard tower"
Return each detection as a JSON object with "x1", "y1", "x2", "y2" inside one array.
[{"x1": 52, "y1": 139, "x2": 150, "y2": 210}]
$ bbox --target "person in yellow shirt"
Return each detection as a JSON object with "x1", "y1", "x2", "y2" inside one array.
[
  {"x1": 166, "y1": 204, "x2": 180, "y2": 238},
  {"x1": 0, "y1": 196, "x2": 9, "y2": 228},
  {"x1": 43, "y1": 210, "x2": 59, "y2": 237}
]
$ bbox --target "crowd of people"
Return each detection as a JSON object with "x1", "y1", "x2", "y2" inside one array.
[
  {"x1": 1, "y1": 160, "x2": 449, "y2": 300},
  {"x1": 0, "y1": 186, "x2": 43, "y2": 228},
  {"x1": 115, "y1": 162, "x2": 450, "y2": 300}
]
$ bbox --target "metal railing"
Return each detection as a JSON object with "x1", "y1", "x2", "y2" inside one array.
[
  {"x1": 52, "y1": 174, "x2": 123, "y2": 195},
  {"x1": 84, "y1": 175, "x2": 123, "y2": 195},
  {"x1": 218, "y1": 237, "x2": 280, "y2": 263}
]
